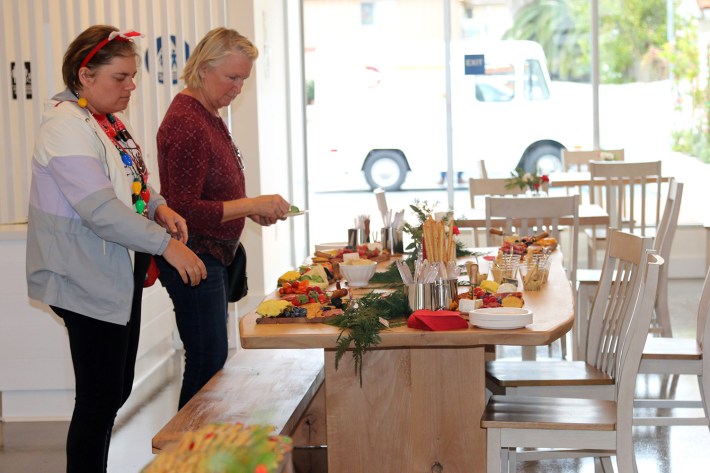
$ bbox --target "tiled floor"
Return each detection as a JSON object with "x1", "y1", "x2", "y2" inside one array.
[{"x1": 1, "y1": 278, "x2": 709, "y2": 473}]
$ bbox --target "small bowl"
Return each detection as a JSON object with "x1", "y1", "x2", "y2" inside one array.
[{"x1": 339, "y1": 260, "x2": 377, "y2": 287}]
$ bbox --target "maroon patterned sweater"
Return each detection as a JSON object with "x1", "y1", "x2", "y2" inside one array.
[{"x1": 157, "y1": 93, "x2": 246, "y2": 265}]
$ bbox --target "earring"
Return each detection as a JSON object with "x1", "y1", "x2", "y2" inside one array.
[{"x1": 77, "y1": 97, "x2": 88, "y2": 108}]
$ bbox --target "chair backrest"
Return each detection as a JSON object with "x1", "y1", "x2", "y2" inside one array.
[
  {"x1": 589, "y1": 160, "x2": 663, "y2": 236},
  {"x1": 484, "y1": 194, "x2": 579, "y2": 289},
  {"x1": 653, "y1": 178, "x2": 681, "y2": 259},
  {"x1": 562, "y1": 148, "x2": 625, "y2": 171},
  {"x1": 586, "y1": 230, "x2": 654, "y2": 370},
  {"x1": 697, "y1": 265, "x2": 710, "y2": 349},
  {"x1": 615, "y1": 251, "x2": 661, "y2": 433},
  {"x1": 468, "y1": 177, "x2": 523, "y2": 208},
  {"x1": 473, "y1": 160, "x2": 489, "y2": 179}
]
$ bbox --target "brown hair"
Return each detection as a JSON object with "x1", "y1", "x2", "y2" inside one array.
[
  {"x1": 62, "y1": 25, "x2": 138, "y2": 92},
  {"x1": 182, "y1": 27, "x2": 258, "y2": 90}
]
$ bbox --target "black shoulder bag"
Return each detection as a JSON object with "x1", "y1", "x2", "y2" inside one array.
[{"x1": 227, "y1": 242, "x2": 248, "y2": 302}]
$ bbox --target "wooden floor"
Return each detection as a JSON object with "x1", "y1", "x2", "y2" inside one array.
[{"x1": 1, "y1": 278, "x2": 708, "y2": 473}]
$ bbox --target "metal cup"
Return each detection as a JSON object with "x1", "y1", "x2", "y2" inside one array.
[
  {"x1": 433, "y1": 277, "x2": 459, "y2": 310},
  {"x1": 391, "y1": 228, "x2": 404, "y2": 254},
  {"x1": 381, "y1": 227, "x2": 405, "y2": 254},
  {"x1": 347, "y1": 228, "x2": 358, "y2": 247},
  {"x1": 406, "y1": 282, "x2": 435, "y2": 311}
]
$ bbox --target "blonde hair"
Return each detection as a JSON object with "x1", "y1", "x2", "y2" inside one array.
[{"x1": 182, "y1": 27, "x2": 258, "y2": 89}]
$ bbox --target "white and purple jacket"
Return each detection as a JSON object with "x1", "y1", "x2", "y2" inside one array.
[{"x1": 26, "y1": 89, "x2": 170, "y2": 325}]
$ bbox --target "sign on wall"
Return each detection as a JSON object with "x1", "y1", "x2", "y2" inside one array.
[
  {"x1": 145, "y1": 35, "x2": 190, "y2": 85},
  {"x1": 11, "y1": 61, "x2": 32, "y2": 99}
]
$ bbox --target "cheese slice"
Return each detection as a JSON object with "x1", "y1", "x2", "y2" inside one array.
[{"x1": 299, "y1": 264, "x2": 329, "y2": 290}]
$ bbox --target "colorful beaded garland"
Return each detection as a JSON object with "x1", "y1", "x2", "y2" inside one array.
[{"x1": 71, "y1": 90, "x2": 149, "y2": 215}]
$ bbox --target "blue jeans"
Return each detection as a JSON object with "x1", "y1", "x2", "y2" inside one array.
[{"x1": 156, "y1": 253, "x2": 229, "y2": 409}]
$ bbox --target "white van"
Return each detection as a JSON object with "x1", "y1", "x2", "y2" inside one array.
[{"x1": 306, "y1": 40, "x2": 588, "y2": 191}]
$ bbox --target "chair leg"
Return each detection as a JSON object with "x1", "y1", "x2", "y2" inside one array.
[
  {"x1": 506, "y1": 447, "x2": 516, "y2": 473},
  {"x1": 560, "y1": 331, "x2": 568, "y2": 359},
  {"x1": 699, "y1": 374, "x2": 710, "y2": 433},
  {"x1": 616, "y1": 434, "x2": 638, "y2": 473},
  {"x1": 587, "y1": 237, "x2": 597, "y2": 269},
  {"x1": 598, "y1": 456, "x2": 615, "y2": 472},
  {"x1": 487, "y1": 428, "x2": 502, "y2": 473}
]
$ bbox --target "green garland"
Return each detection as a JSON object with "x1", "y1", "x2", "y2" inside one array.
[{"x1": 326, "y1": 288, "x2": 412, "y2": 386}]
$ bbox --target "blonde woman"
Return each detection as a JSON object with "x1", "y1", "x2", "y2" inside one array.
[{"x1": 156, "y1": 27, "x2": 289, "y2": 409}]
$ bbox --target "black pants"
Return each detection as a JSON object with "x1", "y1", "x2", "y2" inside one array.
[{"x1": 51, "y1": 252, "x2": 150, "y2": 473}]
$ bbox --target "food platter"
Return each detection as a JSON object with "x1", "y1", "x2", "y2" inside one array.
[
  {"x1": 255, "y1": 314, "x2": 338, "y2": 324},
  {"x1": 469, "y1": 307, "x2": 533, "y2": 330}
]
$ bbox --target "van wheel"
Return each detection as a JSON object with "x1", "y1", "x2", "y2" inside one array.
[
  {"x1": 363, "y1": 151, "x2": 408, "y2": 191},
  {"x1": 524, "y1": 144, "x2": 562, "y2": 175}
]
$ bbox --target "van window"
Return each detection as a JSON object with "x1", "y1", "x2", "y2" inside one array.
[
  {"x1": 524, "y1": 59, "x2": 550, "y2": 101},
  {"x1": 474, "y1": 64, "x2": 514, "y2": 102}
]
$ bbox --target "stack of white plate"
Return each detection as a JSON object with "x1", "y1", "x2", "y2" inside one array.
[{"x1": 469, "y1": 307, "x2": 533, "y2": 330}]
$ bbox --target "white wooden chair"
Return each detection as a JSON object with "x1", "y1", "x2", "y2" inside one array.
[
  {"x1": 560, "y1": 149, "x2": 625, "y2": 204},
  {"x1": 577, "y1": 179, "x2": 682, "y2": 358},
  {"x1": 467, "y1": 177, "x2": 524, "y2": 246},
  {"x1": 484, "y1": 194, "x2": 579, "y2": 359},
  {"x1": 634, "y1": 265, "x2": 710, "y2": 427},
  {"x1": 481, "y1": 250, "x2": 662, "y2": 473},
  {"x1": 486, "y1": 230, "x2": 654, "y2": 401},
  {"x1": 562, "y1": 148, "x2": 625, "y2": 172},
  {"x1": 473, "y1": 159, "x2": 489, "y2": 179},
  {"x1": 586, "y1": 160, "x2": 663, "y2": 268}
]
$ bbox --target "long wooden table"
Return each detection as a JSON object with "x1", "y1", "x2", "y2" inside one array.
[{"x1": 240, "y1": 251, "x2": 574, "y2": 473}]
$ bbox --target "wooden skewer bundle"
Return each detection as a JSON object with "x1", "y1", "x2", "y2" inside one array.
[{"x1": 422, "y1": 216, "x2": 456, "y2": 263}]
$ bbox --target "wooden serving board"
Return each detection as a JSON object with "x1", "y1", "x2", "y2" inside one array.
[{"x1": 256, "y1": 315, "x2": 338, "y2": 324}]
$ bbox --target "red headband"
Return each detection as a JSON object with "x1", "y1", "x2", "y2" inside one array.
[{"x1": 79, "y1": 30, "x2": 143, "y2": 69}]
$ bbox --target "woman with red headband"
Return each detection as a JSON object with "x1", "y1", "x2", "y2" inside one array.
[{"x1": 26, "y1": 25, "x2": 207, "y2": 472}]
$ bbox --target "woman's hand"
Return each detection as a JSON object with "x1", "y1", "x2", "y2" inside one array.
[
  {"x1": 222, "y1": 194, "x2": 290, "y2": 223},
  {"x1": 248, "y1": 214, "x2": 280, "y2": 226},
  {"x1": 162, "y1": 239, "x2": 207, "y2": 286},
  {"x1": 154, "y1": 205, "x2": 189, "y2": 243},
  {"x1": 250, "y1": 194, "x2": 290, "y2": 219}
]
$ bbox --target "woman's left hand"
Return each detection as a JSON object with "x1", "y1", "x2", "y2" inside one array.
[{"x1": 154, "y1": 205, "x2": 189, "y2": 243}]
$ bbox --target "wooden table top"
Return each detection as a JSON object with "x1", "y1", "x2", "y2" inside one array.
[
  {"x1": 239, "y1": 250, "x2": 574, "y2": 351},
  {"x1": 455, "y1": 203, "x2": 609, "y2": 228},
  {"x1": 548, "y1": 171, "x2": 670, "y2": 187}
]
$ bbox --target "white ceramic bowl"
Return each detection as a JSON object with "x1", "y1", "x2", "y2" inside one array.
[{"x1": 339, "y1": 260, "x2": 377, "y2": 287}]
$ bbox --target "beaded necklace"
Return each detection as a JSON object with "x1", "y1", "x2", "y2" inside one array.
[
  {"x1": 70, "y1": 90, "x2": 149, "y2": 216},
  {"x1": 92, "y1": 111, "x2": 150, "y2": 217}
]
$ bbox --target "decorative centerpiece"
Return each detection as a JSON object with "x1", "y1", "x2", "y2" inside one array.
[
  {"x1": 505, "y1": 167, "x2": 549, "y2": 196},
  {"x1": 402, "y1": 200, "x2": 472, "y2": 260}
]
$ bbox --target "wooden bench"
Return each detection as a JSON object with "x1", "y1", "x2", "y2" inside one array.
[{"x1": 151, "y1": 348, "x2": 327, "y2": 454}]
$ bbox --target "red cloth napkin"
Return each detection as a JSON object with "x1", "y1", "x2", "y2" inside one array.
[{"x1": 407, "y1": 310, "x2": 469, "y2": 331}]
